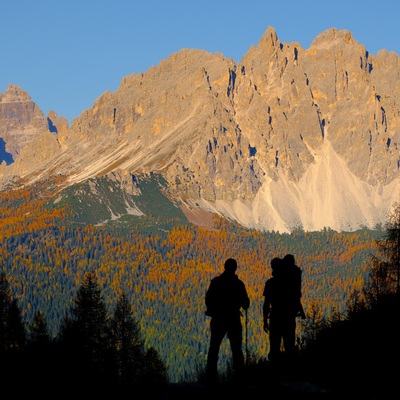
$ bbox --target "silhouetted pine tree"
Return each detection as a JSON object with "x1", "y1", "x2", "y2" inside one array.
[
  {"x1": 298, "y1": 205, "x2": 400, "y2": 399},
  {"x1": 110, "y1": 291, "x2": 145, "y2": 388},
  {"x1": 142, "y1": 346, "x2": 167, "y2": 387},
  {"x1": 363, "y1": 202, "x2": 400, "y2": 306},
  {"x1": 60, "y1": 271, "x2": 110, "y2": 361},
  {"x1": 109, "y1": 291, "x2": 166, "y2": 394},
  {"x1": 7, "y1": 299, "x2": 26, "y2": 350},
  {"x1": 27, "y1": 310, "x2": 51, "y2": 347},
  {"x1": 0, "y1": 272, "x2": 12, "y2": 351},
  {"x1": 57, "y1": 272, "x2": 112, "y2": 398},
  {"x1": 23, "y1": 310, "x2": 57, "y2": 398},
  {"x1": 0, "y1": 273, "x2": 28, "y2": 397},
  {"x1": 0, "y1": 273, "x2": 26, "y2": 351}
]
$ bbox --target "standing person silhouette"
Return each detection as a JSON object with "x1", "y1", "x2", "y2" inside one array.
[
  {"x1": 263, "y1": 256, "x2": 305, "y2": 362},
  {"x1": 283, "y1": 253, "x2": 306, "y2": 320},
  {"x1": 205, "y1": 258, "x2": 250, "y2": 381}
]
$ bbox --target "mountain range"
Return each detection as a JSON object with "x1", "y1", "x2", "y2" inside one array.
[{"x1": 1, "y1": 26, "x2": 399, "y2": 233}]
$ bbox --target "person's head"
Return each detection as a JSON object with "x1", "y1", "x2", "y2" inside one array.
[
  {"x1": 270, "y1": 257, "x2": 282, "y2": 277},
  {"x1": 283, "y1": 254, "x2": 295, "y2": 266},
  {"x1": 224, "y1": 258, "x2": 237, "y2": 274}
]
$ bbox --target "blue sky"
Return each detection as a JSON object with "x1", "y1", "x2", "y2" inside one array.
[{"x1": 1, "y1": 0, "x2": 399, "y2": 124}]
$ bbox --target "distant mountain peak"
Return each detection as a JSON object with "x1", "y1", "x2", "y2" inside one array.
[
  {"x1": 1, "y1": 27, "x2": 399, "y2": 233},
  {"x1": 1, "y1": 84, "x2": 31, "y2": 102}
]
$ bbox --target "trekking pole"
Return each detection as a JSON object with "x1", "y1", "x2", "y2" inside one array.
[{"x1": 245, "y1": 308, "x2": 249, "y2": 365}]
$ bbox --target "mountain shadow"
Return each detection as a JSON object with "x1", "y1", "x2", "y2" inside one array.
[{"x1": 0, "y1": 138, "x2": 13, "y2": 165}]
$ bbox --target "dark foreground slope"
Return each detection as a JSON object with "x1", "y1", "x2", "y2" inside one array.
[
  {"x1": 161, "y1": 363, "x2": 334, "y2": 400},
  {"x1": 2, "y1": 293, "x2": 398, "y2": 400},
  {"x1": 162, "y1": 292, "x2": 400, "y2": 400}
]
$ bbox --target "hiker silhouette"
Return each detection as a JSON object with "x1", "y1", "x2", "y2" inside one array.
[
  {"x1": 283, "y1": 253, "x2": 306, "y2": 319},
  {"x1": 263, "y1": 254, "x2": 305, "y2": 362},
  {"x1": 205, "y1": 258, "x2": 250, "y2": 380}
]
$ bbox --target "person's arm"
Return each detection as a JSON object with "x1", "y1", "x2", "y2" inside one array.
[
  {"x1": 263, "y1": 300, "x2": 271, "y2": 333},
  {"x1": 241, "y1": 283, "x2": 250, "y2": 310},
  {"x1": 296, "y1": 266, "x2": 303, "y2": 298},
  {"x1": 205, "y1": 280, "x2": 215, "y2": 316},
  {"x1": 297, "y1": 300, "x2": 306, "y2": 319},
  {"x1": 263, "y1": 281, "x2": 271, "y2": 333}
]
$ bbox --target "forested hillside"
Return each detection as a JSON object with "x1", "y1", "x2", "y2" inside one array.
[{"x1": 0, "y1": 179, "x2": 383, "y2": 382}]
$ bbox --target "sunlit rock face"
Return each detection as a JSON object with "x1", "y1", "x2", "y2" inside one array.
[{"x1": 1, "y1": 27, "x2": 399, "y2": 233}]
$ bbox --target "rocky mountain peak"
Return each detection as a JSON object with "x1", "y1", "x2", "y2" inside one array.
[
  {"x1": 257, "y1": 26, "x2": 280, "y2": 50},
  {"x1": 310, "y1": 28, "x2": 357, "y2": 49},
  {"x1": 0, "y1": 27, "x2": 399, "y2": 233},
  {"x1": 1, "y1": 84, "x2": 31, "y2": 103},
  {"x1": 0, "y1": 84, "x2": 52, "y2": 168}
]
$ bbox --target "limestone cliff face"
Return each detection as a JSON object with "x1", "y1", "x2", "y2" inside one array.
[
  {"x1": 0, "y1": 84, "x2": 49, "y2": 161},
  {"x1": 0, "y1": 84, "x2": 65, "y2": 178},
  {"x1": 0, "y1": 27, "x2": 399, "y2": 232}
]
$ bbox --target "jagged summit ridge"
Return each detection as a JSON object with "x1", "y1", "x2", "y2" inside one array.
[{"x1": 0, "y1": 26, "x2": 399, "y2": 233}]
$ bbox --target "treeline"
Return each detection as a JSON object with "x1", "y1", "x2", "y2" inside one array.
[
  {"x1": 297, "y1": 204, "x2": 400, "y2": 399},
  {"x1": 0, "y1": 222, "x2": 381, "y2": 381},
  {"x1": 0, "y1": 271, "x2": 166, "y2": 399},
  {"x1": 0, "y1": 181, "x2": 384, "y2": 382}
]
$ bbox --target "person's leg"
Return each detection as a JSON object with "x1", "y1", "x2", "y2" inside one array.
[
  {"x1": 282, "y1": 318, "x2": 296, "y2": 355},
  {"x1": 281, "y1": 318, "x2": 298, "y2": 377},
  {"x1": 268, "y1": 318, "x2": 282, "y2": 361},
  {"x1": 207, "y1": 318, "x2": 226, "y2": 377},
  {"x1": 227, "y1": 317, "x2": 245, "y2": 373}
]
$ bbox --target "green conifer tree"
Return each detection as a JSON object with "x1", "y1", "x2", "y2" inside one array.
[
  {"x1": 58, "y1": 272, "x2": 111, "y2": 397},
  {"x1": 110, "y1": 292, "x2": 145, "y2": 387}
]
